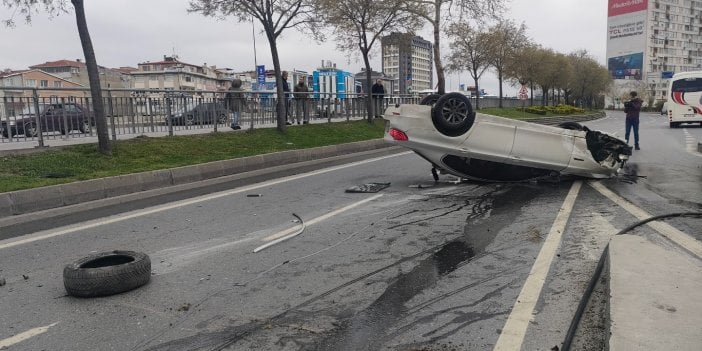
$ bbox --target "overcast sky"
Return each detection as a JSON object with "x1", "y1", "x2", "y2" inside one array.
[{"x1": 1, "y1": 0, "x2": 607, "y2": 95}]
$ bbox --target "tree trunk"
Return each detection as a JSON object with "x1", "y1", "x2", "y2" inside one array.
[
  {"x1": 265, "y1": 29, "x2": 287, "y2": 132},
  {"x1": 497, "y1": 69, "x2": 503, "y2": 108},
  {"x1": 432, "y1": 5, "x2": 445, "y2": 95},
  {"x1": 362, "y1": 51, "x2": 374, "y2": 123},
  {"x1": 473, "y1": 76, "x2": 480, "y2": 110},
  {"x1": 71, "y1": 0, "x2": 110, "y2": 155}
]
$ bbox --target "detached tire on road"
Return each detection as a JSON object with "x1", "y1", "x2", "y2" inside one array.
[
  {"x1": 431, "y1": 92, "x2": 475, "y2": 137},
  {"x1": 63, "y1": 250, "x2": 151, "y2": 298}
]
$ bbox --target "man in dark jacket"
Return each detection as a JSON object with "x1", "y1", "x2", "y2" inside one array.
[
  {"x1": 225, "y1": 79, "x2": 243, "y2": 130},
  {"x1": 282, "y1": 71, "x2": 291, "y2": 125},
  {"x1": 371, "y1": 79, "x2": 385, "y2": 118},
  {"x1": 624, "y1": 91, "x2": 642, "y2": 150}
]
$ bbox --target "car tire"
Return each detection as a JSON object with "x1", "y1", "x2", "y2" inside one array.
[
  {"x1": 24, "y1": 122, "x2": 38, "y2": 137},
  {"x1": 557, "y1": 121, "x2": 589, "y2": 131},
  {"x1": 431, "y1": 92, "x2": 475, "y2": 137},
  {"x1": 63, "y1": 250, "x2": 151, "y2": 298},
  {"x1": 217, "y1": 112, "x2": 228, "y2": 124},
  {"x1": 420, "y1": 94, "x2": 441, "y2": 106},
  {"x1": 79, "y1": 120, "x2": 91, "y2": 133}
]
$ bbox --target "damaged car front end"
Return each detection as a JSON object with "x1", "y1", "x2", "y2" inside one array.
[{"x1": 383, "y1": 93, "x2": 632, "y2": 182}]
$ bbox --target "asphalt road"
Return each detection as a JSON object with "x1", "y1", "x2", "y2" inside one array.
[{"x1": 0, "y1": 111, "x2": 699, "y2": 351}]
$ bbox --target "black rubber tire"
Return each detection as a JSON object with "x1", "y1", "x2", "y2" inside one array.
[
  {"x1": 558, "y1": 121, "x2": 588, "y2": 131},
  {"x1": 431, "y1": 92, "x2": 475, "y2": 137},
  {"x1": 217, "y1": 112, "x2": 228, "y2": 124},
  {"x1": 419, "y1": 94, "x2": 441, "y2": 106},
  {"x1": 63, "y1": 250, "x2": 151, "y2": 298},
  {"x1": 24, "y1": 122, "x2": 38, "y2": 137},
  {"x1": 79, "y1": 120, "x2": 91, "y2": 133}
]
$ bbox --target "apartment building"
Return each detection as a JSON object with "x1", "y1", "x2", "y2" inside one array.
[
  {"x1": 30, "y1": 59, "x2": 128, "y2": 91},
  {"x1": 131, "y1": 55, "x2": 230, "y2": 95},
  {"x1": 0, "y1": 69, "x2": 83, "y2": 118},
  {"x1": 381, "y1": 33, "x2": 433, "y2": 94},
  {"x1": 607, "y1": 0, "x2": 702, "y2": 103}
]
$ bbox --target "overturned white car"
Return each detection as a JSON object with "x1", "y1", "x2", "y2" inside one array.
[{"x1": 383, "y1": 93, "x2": 632, "y2": 182}]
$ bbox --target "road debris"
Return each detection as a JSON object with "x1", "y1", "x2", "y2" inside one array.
[{"x1": 345, "y1": 182, "x2": 390, "y2": 193}]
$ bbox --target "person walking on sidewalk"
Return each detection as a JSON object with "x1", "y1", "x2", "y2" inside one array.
[
  {"x1": 624, "y1": 91, "x2": 642, "y2": 150},
  {"x1": 225, "y1": 79, "x2": 244, "y2": 130},
  {"x1": 371, "y1": 79, "x2": 385, "y2": 118},
  {"x1": 294, "y1": 76, "x2": 310, "y2": 124}
]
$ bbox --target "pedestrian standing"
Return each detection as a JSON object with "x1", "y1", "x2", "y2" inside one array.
[
  {"x1": 624, "y1": 91, "x2": 642, "y2": 150},
  {"x1": 371, "y1": 79, "x2": 385, "y2": 118},
  {"x1": 225, "y1": 79, "x2": 243, "y2": 130},
  {"x1": 282, "y1": 71, "x2": 292, "y2": 125},
  {"x1": 294, "y1": 76, "x2": 310, "y2": 124}
]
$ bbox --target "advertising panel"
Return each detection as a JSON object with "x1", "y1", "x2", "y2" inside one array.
[{"x1": 606, "y1": 0, "x2": 647, "y2": 80}]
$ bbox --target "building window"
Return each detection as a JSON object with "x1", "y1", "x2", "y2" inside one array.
[
  {"x1": 40, "y1": 80, "x2": 48, "y2": 87},
  {"x1": 25, "y1": 79, "x2": 36, "y2": 87},
  {"x1": 53, "y1": 81, "x2": 63, "y2": 88}
]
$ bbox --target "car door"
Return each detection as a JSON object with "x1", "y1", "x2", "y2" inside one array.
[{"x1": 508, "y1": 123, "x2": 575, "y2": 171}]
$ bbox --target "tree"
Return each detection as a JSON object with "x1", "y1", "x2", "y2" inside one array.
[
  {"x1": 405, "y1": 0, "x2": 504, "y2": 94},
  {"x1": 190, "y1": 0, "x2": 318, "y2": 132},
  {"x1": 504, "y1": 43, "x2": 540, "y2": 104},
  {"x1": 483, "y1": 19, "x2": 528, "y2": 108},
  {"x1": 3, "y1": 0, "x2": 111, "y2": 155},
  {"x1": 445, "y1": 21, "x2": 490, "y2": 109},
  {"x1": 317, "y1": 0, "x2": 422, "y2": 122},
  {"x1": 567, "y1": 50, "x2": 610, "y2": 109}
]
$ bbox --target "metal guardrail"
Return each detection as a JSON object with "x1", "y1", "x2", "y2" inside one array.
[{"x1": 0, "y1": 87, "x2": 528, "y2": 147}]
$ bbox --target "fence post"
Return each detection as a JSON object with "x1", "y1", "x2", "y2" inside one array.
[
  {"x1": 166, "y1": 97, "x2": 173, "y2": 136},
  {"x1": 30, "y1": 91, "x2": 45, "y2": 147},
  {"x1": 147, "y1": 98, "x2": 155, "y2": 132},
  {"x1": 60, "y1": 97, "x2": 70, "y2": 140}
]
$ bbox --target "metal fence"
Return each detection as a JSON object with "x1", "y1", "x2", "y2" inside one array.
[{"x1": 0, "y1": 87, "x2": 525, "y2": 146}]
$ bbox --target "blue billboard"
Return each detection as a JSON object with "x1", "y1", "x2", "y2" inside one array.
[{"x1": 608, "y1": 52, "x2": 643, "y2": 80}]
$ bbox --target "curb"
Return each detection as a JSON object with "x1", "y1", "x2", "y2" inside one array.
[{"x1": 0, "y1": 139, "x2": 390, "y2": 219}]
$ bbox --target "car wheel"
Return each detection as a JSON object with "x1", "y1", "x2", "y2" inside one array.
[
  {"x1": 63, "y1": 250, "x2": 151, "y2": 298},
  {"x1": 217, "y1": 112, "x2": 228, "y2": 124},
  {"x1": 557, "y1": 121, "x2": 589, "y2": 131},
  {"x1": 420, "y1": 94, "x2": 441, "y2": 106},
  {"x1": 24, "y1": 122, "x2": 38, "y2": 137},
  {"x1": 431, "y1": 92, "x2": 475, "y2": 137},
  {"x1": 79, "y1": 120, "x2": 91, "y2": 133},
  {"x1": 185, "y1": 114, "x2": 195, "y2": 126},
  {"x1": 669, "y1": 122, "x2": 677, "y2": 128}
]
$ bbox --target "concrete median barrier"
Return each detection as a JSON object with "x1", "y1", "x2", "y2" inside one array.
[{"x1": 0, "y1": 139, "x2": 390, "y2": 218}]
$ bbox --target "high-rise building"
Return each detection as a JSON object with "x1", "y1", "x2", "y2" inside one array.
[
  {"x1": 607, "y1": 0, "x2": 702, "y2": 104},
  {"x1": 381, "y1": 33, "x2": 433, "y2": 94}
]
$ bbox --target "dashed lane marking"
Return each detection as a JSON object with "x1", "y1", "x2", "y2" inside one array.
[{"x1": 0, "y1": 322, "x2": 58, "y2": 348}]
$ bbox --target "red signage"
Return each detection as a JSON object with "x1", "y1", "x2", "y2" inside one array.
[{"x1": 608, "y1": 0, "x2": 648, "y2": 17}]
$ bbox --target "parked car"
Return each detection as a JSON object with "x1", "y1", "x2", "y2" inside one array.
[
  {"x1": 1, "y1": 102, "x2": 94, "y2": 138},
  {"x1": 384, "y1": 93, "x2": 632, "y2": 182},
  {"x1": 164, "y1": 102, "x2": 230, "y2": 126}
]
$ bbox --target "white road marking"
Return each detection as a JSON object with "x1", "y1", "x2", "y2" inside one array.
[
  {"x1": 494, "y1": 181, "x2": 582, "y2": 350},
  {"x1": 254, "y1": 194, "x2": 384, "y2": 252},
  {"x1": 682, "y1": 129, "x2": 701, "y2": 157},
  {"x1": 0, "y1": 152, "x2": 410, "y2": 251},
  {"x1": 589, "y1": 181, "x2": 702, "y2": 258},
  {"x1": 0, "y1": 322, "x2": 58, "y2": 348}
]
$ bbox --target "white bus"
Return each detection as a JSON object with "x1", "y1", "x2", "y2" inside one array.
[{"x1": 666, "y1": 70, "x2": 702, "y2": 128}]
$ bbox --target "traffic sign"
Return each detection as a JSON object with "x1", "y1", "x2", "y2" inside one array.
[{"x1": 518, "y1": 85, "x2": 529, "y2": 100}]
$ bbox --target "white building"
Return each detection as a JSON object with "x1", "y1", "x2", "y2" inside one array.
[
  {"x1": 607, "y1": 0, "x2": 702, "y2": 104},
  {"x1": 381, "y1": 33, "x2": 433, "y2": 94}
]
